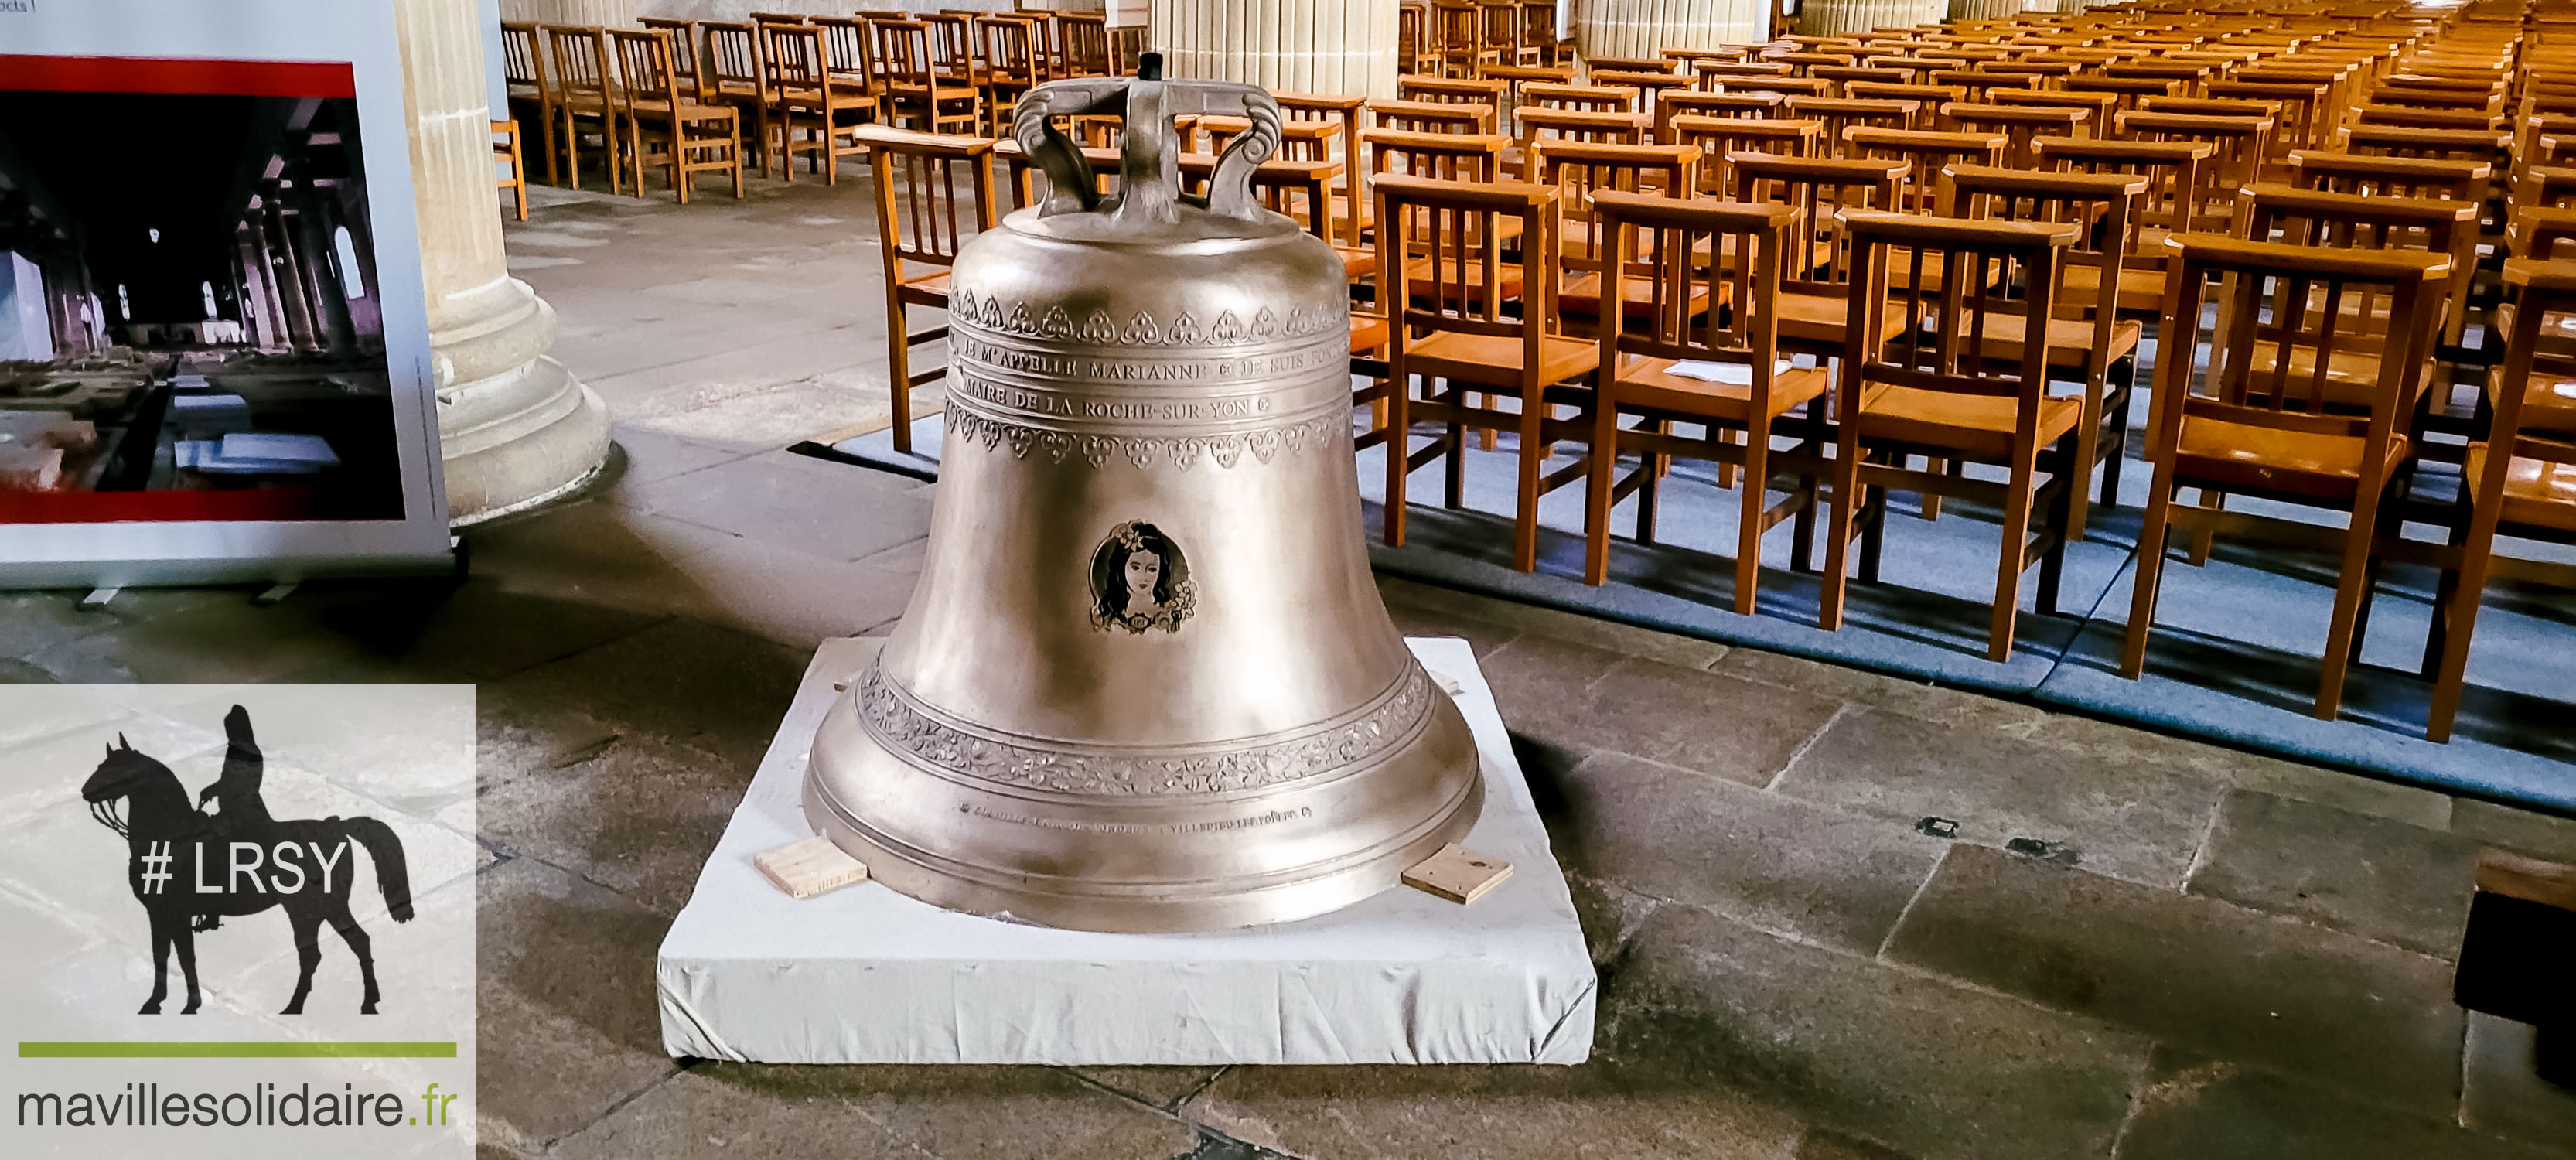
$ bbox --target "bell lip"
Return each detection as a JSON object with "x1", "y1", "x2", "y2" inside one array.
[{"x1": 804, "y1": 764, "x2": 1485, "y2": 934}]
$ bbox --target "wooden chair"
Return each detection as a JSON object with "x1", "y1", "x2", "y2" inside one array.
[
  {"x1": 494, "y1": 119, "x2": 529, "y2": 220},
  {"x1": 2115, "y1": 110, "x2": 2272, "y2": 234},
  {"x1": 1585, "y1": 193, "x2": 1828, "y2": 608},
  {"x1": 611, "y1": 28, "x2": 746, "y2": 203},
  {"x1": 1526, "y1": 82, "x2": 1646, "y2": 114},
  {"x1": 640, "y1": 17, "x2": 701, "y2": 93},
  {"x1": 544, "y1": 26, "x2": 623, "y2": 195},
  {"x1": 1672, "y1": 116, "x2": 1822, "y2": 196},
  {"x1": 2427, "y1": 258, "x2": 2576, "y2": 739},
  {"x1": 976, "y1": 15, "x2": 1042, "y2": 137},
  {"x1": 1991, "y1": 87, "x2": 2123, "y2": 137},
  {"x1": 1277, "y1": 92, "x2": 1372, "y2": 245},
  {"x1": 760, "y1": 24, "x2": 867, "y2": 185},
  {"x1": 1844, "y1": 127, "x2": 2006, "y2": 214},
  {"x1": 1056, "y1": 12, "x2": 1111, "y2": 77},
  {"x1": 2035, "y1": 136, "x2": 2211, "y2": 312},
  {"x1": 1594, "y1": 69, "x2": 1693, "y2": 114},
  {"x1": 1434, "y1": 2, "x2": 1498, "y2": 78},
  {"x1": 2121, "y1": 236, "x2": 2453, "y2": 722},
  {"x1": 1822, "y1": 210, "x2": 2085, "y2": 663},
  {"x1": 500, "y1": 22, "x2": 561, "y2": 186},
  {"x1": 1532, "y1": 142, "x2": 1701, "y2": 324},
  {"x1": 1726, "y1": 153, "x2": 1912, "y2": 363},
  {"x1": 1945, "y1": 165, "x2": 2151, "y2": 539},
  {"x1": 876, "y1": 19, "x2": 981, "y2": 135},
  {"x1": 859, "y1": 126, "x2": 999, "y2": 456},
  {"x1": 1783, "y1": 97, "x2": 1918, "y2": 156},
  {"x1": 1376, "y1": 175, "x2": 1601, "y2": 571},
  {"x1": 701, "y1": 22, "x2": 774, "y2": 165},
  {"x1": 1401, "y1": 75, "x2": 1510, "y2": 106},
  {"x1": 1943, "y1": 102, "x2": 2089, "y2": 169}
]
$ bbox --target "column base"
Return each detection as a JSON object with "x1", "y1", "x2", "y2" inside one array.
[{"x1": 441, "y1": 356, "x2": 612, "y2": 526}]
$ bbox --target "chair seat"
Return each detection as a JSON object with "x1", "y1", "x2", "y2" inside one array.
[
  {"x1": 2518, "y1": 370, "x2": 2576, "y2": 435},
  {"x1": 628, "y1": 99, "x2": 740, "y2": 125},
  {"x1": 2174, "y1": 415, "x2": 2410, "y2": 500},
  {"x1": 1854, "y1": 384, "x2": 2083, "y2": 459},
  {"x1": 895, "y1": 270, "x2": 950, "y2": 306},
  {"x1": 1970, "y1": 312, "x2": 2144, "y2": 371},
  {"x1": 2237, "y1": 340, "x2": 2396, "y2": 411},
  {"x1": 1778, "y1": 289, "x2": 1916, "y2": 348},
  {"x1": 1405, "y1": 329, "x2": 1601, "y2": 389},
  {"x1": 1559, "y1": 272, "x2": 1717, "y2": 318},
  {"x1": 2469, "y1": 445, "x2": 2576, "y2": 533},
  {"x1": 1612, "y1": 356, "x2": 1829, "y2": 422},
  {"x1": 2060, "y1": 264, "x2": 2172, "y2": 313},
  {"x1": 1351, "y1": 312, "x2": 1392, "y2": 353},
  {"x1": 1336, "y1": 246, "x2": 1377, "y2": 280}
]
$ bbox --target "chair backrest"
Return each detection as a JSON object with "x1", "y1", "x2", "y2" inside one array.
[
  {"x1": 1784, "y1": 98, "x2": 1920, "y2": 157},
  {"x1": 1376, "y1": 174, "x2": 1564, "y2": 344},
  {"x1": 546, "y1": 26, "x2": 614, "y2": 101},
  {"x1": 1367, "y1": 98, "x2": 1496, "y2": 135},
  {"x1": 858, "y1": 125, "x2": 1000, "y2": 278},
  {"x1": 1846, "y1": 127, "x2": 2005, "y2": 213},
  {"x1": 1588, "y1": 56, "x2": 1673, "y2": 75},
  {"x1": 1523, "y1": 82, "x2": 1643, "y2": 113},
  {"x1": 1513, "y1": 107, "x2": 1646, "y2": 175},
  {"x1": 1729, "y1": 154, "x2": 1907, "y2": 292},
  {"x1": 2035, "y1": 135, "x2": 2211, "y2": 245},
  {"x1": 763, "y1": 24, "x2": 835, "y2": 109},
  {"x1": 703, "y1": 22, "x2": 763, "y2": 95},
  {"x1": 811, "y1": 17, "x2": 875, "y2": 87},
  {"x1": 1840, "y1": 210, "x2": 2075, "y2": 425},
  {"x1": 920, "y1": 14, "x2": 976, "y2": 78},
  {"x1": 2482, "y1": 259, "x2": 2576, "y2": 503},
  {"x1": 501, "y1": 22, "x2": 554, "y2": 98},
  {"x1": 2338, "y1": 124, "x2": 2509, "y2": 165},
  {"x1": 1943, "y1": 102, "x2": 2089, "y2": 169},
  {"x1": 1672, "y1": 115, "x2": 1822, "y2": 196},
  {"x1": 1364, "y1": 128, "x2": 1510, "y2": 182},
  {"x1": 1401, "y1": 75, "x2": 1509, "y2": 105},
  {"x1": 1533, "y1": 142, "x2": 1699, "y2": 274},
  {"x1": 1593, "y1": 69, "x2": 1691, "y2": 112},
  {"x1": 2286, "y1": 150, "x2": 2489, "y2": 202},
  {"x1": 2240, "y1": 182, "x2": 2480, "y2": 346},
  {"x1": 1592, "y1": 193, "x2": 1800, "y2": 393},
  {"x1": 1842, "y1": 81, "x2": 1963, "y2": 128},
  {"x1": 609, "y1": 29, "x2": 684, "y2": 118},
  {"x1": 2116, "y1": 110, "x2": 2271, "y2": 224},
  {"x1": 874, "y1": 19, "x2": 937, "y2": 90},
  {"x1": 978, "y1": 15, "x2": 1039, "y2": 83},
  {"x1": 640, "y1": 19, "x2": 703, "y2": 87},
  {"x1": 1944, "y1": 165, "x2": 2146, "y2": 377},
  {"x1": 2151, "y1": 234, "x2": 2445, "y2": 466}
]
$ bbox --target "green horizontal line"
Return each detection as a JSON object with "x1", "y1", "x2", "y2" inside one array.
[{"x1": 19, "y1": 1042, "x2": 457, "y2": 1059}]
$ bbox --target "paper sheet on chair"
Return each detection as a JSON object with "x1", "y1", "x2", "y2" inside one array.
[{"x1": 1660, "y1": 359, "x2": 1798, "y2": 385}]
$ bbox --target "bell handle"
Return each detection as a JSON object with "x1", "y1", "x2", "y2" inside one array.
[
  {"x1": 1192, "y1": 87, "x2": 1284, "y2": 222},
  {"x1": 1011, "y1": 77, "x2": 1129, "y2": 217}
]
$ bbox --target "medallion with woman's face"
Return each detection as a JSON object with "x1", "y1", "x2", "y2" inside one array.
[{"x1": 1090, "y1": 520, "x2": 1194, "y2": 633}]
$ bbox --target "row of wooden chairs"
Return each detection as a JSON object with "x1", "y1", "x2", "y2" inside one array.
[
  {"x1": 1399, "y1": 1, "x2": 1567, "y2": 77},
  {"x1": 497, "y1": 9, "x2": 1119, "y2": 202}
]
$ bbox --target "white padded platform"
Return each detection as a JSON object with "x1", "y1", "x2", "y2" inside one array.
[{"x1": 656, "y1": 636, "x2": 1597, "y2": 1066}]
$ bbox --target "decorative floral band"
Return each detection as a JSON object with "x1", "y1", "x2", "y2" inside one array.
[
  {"x1": 950, "y1": 287, "x2": 1346, "y2": 346},
  {"x1": 852, "y1": 664, "x2": 1437, "y2": 797}
]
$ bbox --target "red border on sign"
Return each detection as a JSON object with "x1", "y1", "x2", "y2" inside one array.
[{"x1": 0, "y1": 55, "x2": 355, "y2": 98}]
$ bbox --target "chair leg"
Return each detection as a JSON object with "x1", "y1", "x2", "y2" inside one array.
[
  {"x1": 2037, "y1": 436, "x2": 2076, "y2": 619},
  {"x1": 2428, "y1": 502, "x2": 2504, "y2": 743},
  {"x1": 2120, "y1": 462, "x2": 2181, "y2": 679},
  {"x1": 536, "y1": 104, "x2": 561, "y2": 186},
  {"x1": 729, "y1": 121, "x2": 746, "y2": 197},
  {"x1": 1513, "y1": 387, "x2": 1544, "y2": 572},
  {"x1": 1819, "y1": 428, "x2": 1862, "y2": 632},
  {"x1": 1735, "y1": 425, "x2": 1767, "y2": 617},
  {"x1": 2188, "y1": 489, "x2": 2222, "y2": 565},
  {"x1": 561, "y1": 107, "x2": 582, "y2": 191},
  {"x1": 1384, "y1": 368, "x2": 1413, "y2": 547},
  {"x1": 885, "y1": 296, "x2": 914, "y2": 455},
  {"x1": 1442, "y1": 387, "x2": 1466, "y2": 510},
  {"x1": 1584, "y1": 397, "x2": 1619, "y2": 586},
  {"x1": 2100, "y1": 353, "x2": 2137, "y2": 511},
  {"x1": 2312, "y1": 483, "x2": 2389, "y2": 722}
]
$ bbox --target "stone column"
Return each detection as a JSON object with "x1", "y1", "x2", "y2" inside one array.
[
  {"x1": 1578, "y1": 0, "x2": 1772, "y2": 58},
  {"x1": 1795, "y1": 0, "x2": 1944, "y2": 37},
  {"x1": 397, "y1": 0, "x2": 611, "y2": 524},
  {"x1": 1149, "y1": 0, "x2": 1402, "y2": 100}
]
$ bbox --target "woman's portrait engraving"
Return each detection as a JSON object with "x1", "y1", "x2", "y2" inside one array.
[{"x1": 1090, "y1": 520, "x2": 1196, "y2": 633}]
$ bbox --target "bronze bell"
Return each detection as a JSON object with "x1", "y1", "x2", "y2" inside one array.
[{"x1": 804, "y1": 67, "x2": 1483, "y2": 933}]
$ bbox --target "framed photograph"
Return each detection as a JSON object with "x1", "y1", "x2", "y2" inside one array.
[{"x1": 0, "y1": 0, "x2": 453, "y2": 587}]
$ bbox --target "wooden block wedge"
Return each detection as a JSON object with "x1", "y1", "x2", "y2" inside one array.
[{"x1": 756, "y1": 836, "x2": 871, "y2": 899}]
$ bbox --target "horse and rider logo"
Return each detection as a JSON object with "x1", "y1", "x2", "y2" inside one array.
[{"x1": 80, "y1": 705, "x2": 413, "y2": 1016}]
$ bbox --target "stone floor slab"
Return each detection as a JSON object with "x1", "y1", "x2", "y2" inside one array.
[
  {"x1": 1070, "y1": 1066, "x2": 1229, "y2": 1113},
  {"x1": 1602, "y1": 903, "x2": 2148, "y2": 1160},
  {"x1": 2452, "y1": 797, "x2": 2576, "y2": 861},
  {"x1": 476, "y1": 858, "x2": 681, "y2": 1152},
  {"x1": 2114, "y1": 1055, "x2": 2567, "y2": 1160},
  {"x1": 1184, "y1": 1061, "x2": 1808, "y2": 1160},
  {"x1": 2184, "y1": 790, "x2": 2479, "y2": 958},
  {"x1": 1553, "y1": 752, "x2": 1944, "y2": 954},
  {"x1": 483, "y1": 617, "x2": 808, "y2": 773},
  {"x1": 621, "y1": 449, "x2": 932, "y2": 562},
  {"x1": 1774, "y1": 709, "x2": 2228, "y2": 889},
  {"x1": 1883, "y1": 844, "x2": 2464, "y2": 1115}
]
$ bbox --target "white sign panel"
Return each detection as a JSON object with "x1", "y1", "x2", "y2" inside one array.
[{"x1": 0, "y1": 0, "x2": 453, "y2": 587}]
